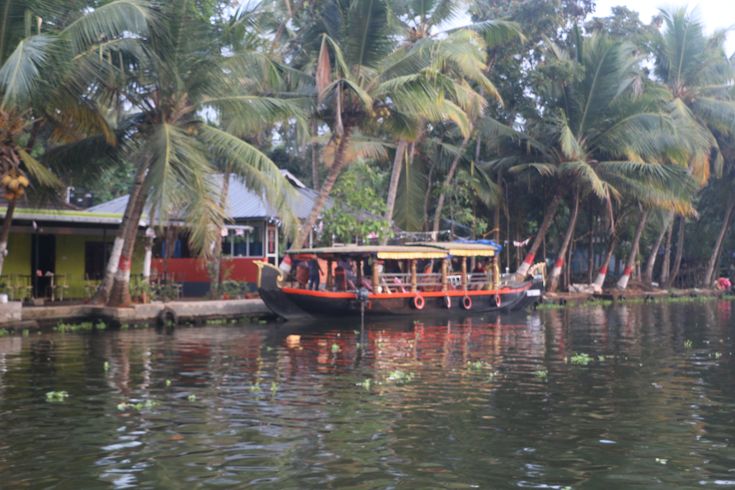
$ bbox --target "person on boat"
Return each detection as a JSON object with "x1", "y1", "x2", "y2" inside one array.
[
  {"x1": 295, "y1": 260, "x2": 309, "y2": 288},
  {"x1": 473, "y1": 260, "x2": 486, "y2": 273},
  {"x1": 307, "y1": 259, "x2": 323, "y2": 290}
]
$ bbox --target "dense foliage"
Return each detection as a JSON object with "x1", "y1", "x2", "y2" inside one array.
[{"x1": 2, "y1": 0, "x2": 734, "y2": 298}]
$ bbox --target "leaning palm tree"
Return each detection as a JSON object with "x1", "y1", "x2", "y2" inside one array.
[
  {"x1": 0, "y1": 0, "x2": 153, "y2": 275},
  {"x1": 93, "y1": 0, "x2": 303, "y2": 307},
  {"x1": 646, "y1": 8, "x2": 735, "y2": 287},
  {"x1": 291, "y1": 0, "x2": 497, "y2": 249},
  {"x1": 511, "y1": 33, "x2": 698, "y2": 291},
  {"x1": 382, "y1": 0, "x2": 523, "y2": 231}
]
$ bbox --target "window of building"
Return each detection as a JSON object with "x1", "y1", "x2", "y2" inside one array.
[
  {"x1": 223, "y1": 223, "x2": 263, "y2": 257},
  {"x1": 85, "y1": 241, "x2": 112, "y2": 280}
]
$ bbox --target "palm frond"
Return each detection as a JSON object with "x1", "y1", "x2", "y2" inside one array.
[{"x1": 0, "y1": 34, "x2": 53, "y2": 109}]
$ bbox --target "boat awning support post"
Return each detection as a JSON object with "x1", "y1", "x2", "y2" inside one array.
[
  {"x1": 327, "y1": 259, "x2": 333, "y2": 289},
  {"x1": 461, "y1": 257, "x2": 467, "y2": 291},
  {"x1": 410, "y1": 260, "x2": 417, "y2": 293},
  {"x1": 441, "y1": 258, "x2": 448, "y2": 292},
  {"x1": 372, "y1": 259, "x2": 380, "y2": 292},
  {"x1": 493, "y1": 256, "x2": 500, "y2": 290}
]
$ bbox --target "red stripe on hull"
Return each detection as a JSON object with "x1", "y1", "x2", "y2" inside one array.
[{"x1": 281, "y1": 285, "x2": 530, "y2": 299}]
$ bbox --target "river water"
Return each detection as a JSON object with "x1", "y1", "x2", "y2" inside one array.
[{"x1": 1, "y1": 301, "x2": 735, "y2": 488}]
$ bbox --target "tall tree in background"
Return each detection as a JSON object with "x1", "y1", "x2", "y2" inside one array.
[
  {"x1": 649, "y1": 8, "x2": 735, "y2": 287},
  {"x1": 291, "y1": 0, "x2": 496, "y2": 248},
  {"x1": 94, "y1": 0, "x2": 300, "y2": 306},
  {"x1": 0, "y1": 0, "x2": 155, "y2": 275}
]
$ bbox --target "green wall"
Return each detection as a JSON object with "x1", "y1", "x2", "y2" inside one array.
[
  {"x1": 3, "y1": 232, "x2": 146, "y2": 300},
  {"x1": 4, "y1": 233, "x2": 31, "y2": 276}
]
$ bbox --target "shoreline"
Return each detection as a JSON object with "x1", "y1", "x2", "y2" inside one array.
[
  {"x1": 0, "y1": 298, "x2": 275, "y2": 332},
  {"x1": 538, "y1": 289, "x2": 735, "y2": 310}
]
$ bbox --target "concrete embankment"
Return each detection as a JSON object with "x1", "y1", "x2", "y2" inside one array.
[{"x1": 0, "y1": 299, "x2": 273, "y2": 329}]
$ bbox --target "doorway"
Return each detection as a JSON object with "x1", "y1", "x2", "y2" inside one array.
[{"x1": 31, "y1": 234, "x2": 56, "y2": 298}]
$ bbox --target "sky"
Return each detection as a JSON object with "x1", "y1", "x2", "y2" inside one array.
[
  {"x1": 439, "y1": 1, "x2": 734, "y2": 55},
  {"x1": 594, "y1": 0, "x2": 735, "y2": 54}
]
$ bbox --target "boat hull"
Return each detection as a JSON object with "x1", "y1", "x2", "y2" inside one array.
[{"x1": 256, "y1": 261, "x2": 543, "y2": 320}]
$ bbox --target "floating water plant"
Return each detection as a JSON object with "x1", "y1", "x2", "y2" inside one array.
[
  {"x1": 331, "y1": 343, "x2": 341, "y2": 353},
  {"x1": 249, "y1": 384, "x2": 261, "y2": 393},
  {"x1": 103, "y1": 361, "x2": 110, "y2": 372},
  {"x1": 270, "y1": 382, "x2": 279, "y2": 395},
  {"x1": 466, "y1": 360, "x2": 490, "y2": 372},
  {"x1": 684, "y1": 339, "x2": 694, "y2": 349},
  {"x1": 714, "y1": 352, "x2": 723, "y2": 359},
  {"x1": 386, "y1": 369, "x2": 415, "y2": 384},
  {"x1": 0, "y1": 328, "x2": 10, "y2": 337},
  {"x1": 534, "y1": 369, "x2": 548, "y2": 380},
  {"x1": 356, "y1": 379, "x2": 372, "y2": 390},
  {"x1": 22, "y1": 329, "x2": 29, "y2": 337},
  {"x1": 570, "y1": 353, "x2": 593, "y2": 366},
  {"x1": 117, "y1": 399, "x2": 158, "y2": 412},
  {"x1": 655, "y1": 457, "x2": 668, "y2": 465},
  {"x1": 165, "y1": 379, "x2": 172, "y2": 387},
  {"x1": 46, "y1": 391, "x2": 69, "y2": 402},
  {"x1": 187, "y1": 394, "x2": 197, "y2": 402}
]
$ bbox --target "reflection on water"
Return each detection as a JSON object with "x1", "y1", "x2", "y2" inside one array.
[{"x1": 1, "y1": 302, "x2": 735, "y2": 487}]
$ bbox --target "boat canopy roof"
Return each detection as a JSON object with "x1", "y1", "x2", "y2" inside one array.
[
  {"x1": 288, "y1": 242, "x2": 496, "y2": 260},
  {"x1": 407, "y1": 242, "x2": 498, "y2": 257}
]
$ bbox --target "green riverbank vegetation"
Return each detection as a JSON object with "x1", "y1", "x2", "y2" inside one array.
[{"x1": 2, "y1": 0, "x2": 735, "y2": 302}]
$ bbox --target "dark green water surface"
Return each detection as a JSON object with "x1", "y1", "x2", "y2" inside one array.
[{"x1": 2, "y1": 301, "x2": 735, "y2": 488}]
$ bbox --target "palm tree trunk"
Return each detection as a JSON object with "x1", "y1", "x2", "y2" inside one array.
[
  {"x1": 431, "y1": 139, "x2": 469, "y2": 237},
  {"x1": 548, "y1": 192, "x2": 580, "y2": 292},
  {"x1": 592, "y1": 232, "x2": 617, "y2": 290},
  {"x1": 423, "y1": 163, "x2": 434, "y2": 231},
  {"x1": 383, "y1": 140, "x2": 408, "y2": 232},
  {"x1": 587, "y1": 211, "x2": 595, "y2": 283},
  {"x1": 210, "y1": 169, "x2": 232, "y2": 298},
  {"x1": 93, "y1": 162, "x2": 148, "y2": 304},
  {"x1": 644, "y1": 211, "x2": 673, "y2": 285},
  {"x1": 107, "y1": 178, "x2": 149, "y2": 307},
  {"x1": 703, "y1": 195, "x2": 735, "y2": 287},
  {"x1": 517, "y1": 191, "x2": 563, "y2": 277},
  {"x1": 293, "y1": 128, "x2": 352, "y2": 249},
  {"x1": 311, "y1": 118, "x2": 319, "y2": 189},
  {"x1": 660, "y1": 220, "x2": 674, "y2": 285},
  {"x1": 0, "y1": 200, "x2": 17, "y2": 276},
  {"x1": 616, "y1": 209, "x2": 649, "y2": 289},
  {"x1": 667, "y1": 217, "x2": 685, "y2": 288}
]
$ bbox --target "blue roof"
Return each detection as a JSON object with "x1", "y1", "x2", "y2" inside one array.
[{"x1": 87, "y1": 171, "x2": 325, "y2": 223}]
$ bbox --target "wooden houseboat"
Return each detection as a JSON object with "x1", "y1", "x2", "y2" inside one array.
[{"x1": 256, "y1": 242, "x2": 543, "y2": 320}]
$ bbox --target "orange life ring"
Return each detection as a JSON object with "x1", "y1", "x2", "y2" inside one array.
[
  {"x1": 495, "y1": 293, "x2": 502, "y2": 307},
  {"x1": 462, "y1": 295, "x2": 472, "y2": 310},
  {"x1": 444, "y1": 296, "x2": 452, "y2": 309},
  {"x1": 412, "y1": 294, "x2": 425, "y2": 310}
]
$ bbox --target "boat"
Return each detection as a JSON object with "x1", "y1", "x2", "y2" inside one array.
[{"x1": 255, "y1": 242, "x2": 543, "y2": 320}]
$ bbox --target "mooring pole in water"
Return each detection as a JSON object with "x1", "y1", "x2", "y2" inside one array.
[{"x1": 356, "y1": 287, "x2": 369, "y2": 331}]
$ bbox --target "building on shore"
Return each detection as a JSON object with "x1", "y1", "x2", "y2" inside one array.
[{"x1": 0, "y1": 171, "x2": 322, "y2": 300}]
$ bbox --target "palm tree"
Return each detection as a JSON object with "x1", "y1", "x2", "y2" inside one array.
[
  {"x1": 646, "y1": 8, "x2": 735, "y2": 287},
  {"x1": 383, "y1": 1, "x2": 523, "y2": 233},
  {"x1": 291, "y1": 0, "x2": 499, "y2": 249},
  {"x1": 0, "y1": 0, "x2": 153, "y2": 275},
  {"x1": 91, "y1": 0, "x2": 302, "y2": 307},
  {"x1": 509, "y1": 33, "x2": 696, "y2": 291}
]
